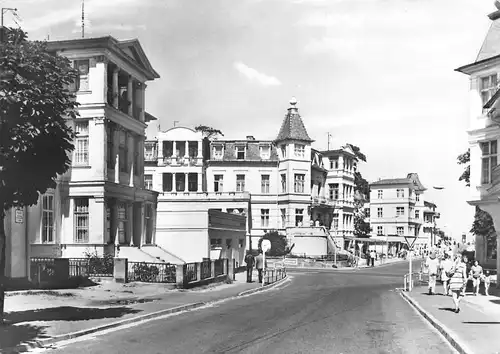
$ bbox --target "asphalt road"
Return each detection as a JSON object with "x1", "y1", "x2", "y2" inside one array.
[{"x1": 46, "y1": 261, "x2": 456, "y2": 354}]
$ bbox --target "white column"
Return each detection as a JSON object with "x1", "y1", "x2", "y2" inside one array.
[
  {"x1": 184, "y1": 173, "x2": 187, "y2": 192},
  {"x1": 114, "y1": 129, "x2": 120, "y2": 183},
  {"x1": 112, "y1": 68, "x2": 119, "y2": 109},
  {"x1": 151, "y1": 203, "x2": 157, "y2": 245},
  {"x1": 172, "y1": 173, "x2": 177, "y2": 192},
  {"x1": 172, "y1": 141, "x2": 177, "y2": 157},
  {"x1": 127, "y1": 76, "x2": 133, "y2": 116},
  {"x1": 128, "y1": 133, "x2": 134, "y2": 186},
  {"x1": 185, "y1": 141, "x2": 189, "y2": 157},
  {"x1": 197, "y1": 141, "x2": 202, "y2": 158},
  {"x1": 140, "y1": 84, "x2": 146, "y2": 122},
  {"x1": 128, "y1": 202, "x2": 134, "y2": 246},
  {"x1": 140, "y1": 203, "x2": 147, "y2": 246},
  {"x1": 197, "y1": 172, "x2": 202, "y2": 192},
  {"x1": 158, "y1": 140, "x2": 164, "y2": 161}
]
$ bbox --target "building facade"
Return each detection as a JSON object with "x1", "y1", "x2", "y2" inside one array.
[
  {"x1": 456, "y1": 3, "x2": 500, "y2": 273},
  {"x1": 369, "y1": 174, "x2": 429, "y2": 252},
  {"x1": 4, "y1": 36, "x2": 163, "y2": 277}
]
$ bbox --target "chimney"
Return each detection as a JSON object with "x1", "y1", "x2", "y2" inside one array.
[{"x1": 246, "y1": 135, "x2": 255, "y2": 141}]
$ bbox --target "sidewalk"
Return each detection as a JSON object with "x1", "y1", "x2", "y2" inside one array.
[
  {"x1": 401, "y1": 285, "x2": 500, "y2": 354},
  {"x1": 0, "y1": 270, "x2": 279, "y2": 353}
]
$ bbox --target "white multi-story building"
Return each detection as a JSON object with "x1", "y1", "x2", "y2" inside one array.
[
  {"x1": 456, "y1": 2, "x2": 500, "y2": 274},
  {"x1": 4, "y1": 35, "x2": 164, "y2": 279}
]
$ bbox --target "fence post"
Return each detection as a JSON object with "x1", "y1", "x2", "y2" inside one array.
[
  {"x1": 113, "y1": 258, "x2": 128, "y2": 283},
  {"x1": 54, "y1": 258, "x2": 70, "y2": 284},
  {"x1": 211, "y1": 260, "x2": 215, "y2": 279},
  {"x1": 196, "y1": 261, "x2": 202, "y2": 282},
  {"x1": 176, "y1": 264, "x2": 186, "y2": 288}
]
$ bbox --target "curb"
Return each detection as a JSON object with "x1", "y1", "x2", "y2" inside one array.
[
  {"x1": 3, "y1": 275, "x2": 289, "y2": 353},
  {"x1": 399, "y1": 291, "x2": 474, "y2": 354}
]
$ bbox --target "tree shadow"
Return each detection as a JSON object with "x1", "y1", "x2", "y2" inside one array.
[
  {"x1": 0, "y1": 323, "x2": 49, "y2": 350},
  {"x1": 4, "y1": 306, "x2": 141, "y2": 324},
  {"x1": 490, "y1": 299, "x2": 500, "y2": 305},
  {"x1": 438, "y1": 307, "x2": 457, "y2": 312}
]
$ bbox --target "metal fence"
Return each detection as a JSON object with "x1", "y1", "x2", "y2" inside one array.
[
  {"x1": 68, "y1": 257, "x2": 113, "y2": 277},
  {"x1": 200, "y1": 260, "x2": 212, "y2": 280},
  {"x1": 185, "y1": 262, "x2": 198, "y2": 282},
  {"x1": 264, "y1": 267, "x2": 287, "y2": 285},
  {"x1": 128, "y1": 261, "x2": 177, "y2": 283},
  {"x1": 30, "y1": 257, "x2": 56, "y2": 283}
]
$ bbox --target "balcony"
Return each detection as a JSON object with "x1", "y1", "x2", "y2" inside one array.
[{"x1": 162, "y1": 156, "x2": 202, "y2": 166}]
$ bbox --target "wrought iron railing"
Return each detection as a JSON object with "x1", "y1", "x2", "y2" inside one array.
[
  {"x1": 128, "y1": 261, "x2": 176, "y2": 283},
  {"x1": 30, "y1": 258, "x2": 56, "y2": 283},
  {"x1": 185, "y1": 262, "x2": 198, "y2": 282},
  {"x1": 200, "y1": 260, "x2": 212, "y2": 280},
  {"x1": 69, "y1": 257, "x2": 114, "y2": 277},
  {"x1": 264, "y1": 267, "x2": 287, "y2": 285},
  {"x1": 214, "y1": 259, "x2": 224, "y2": 276}
]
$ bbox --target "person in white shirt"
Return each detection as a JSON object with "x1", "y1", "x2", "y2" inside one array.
[
  {"x1": 439, "y1": 252, "x2": 453, "y2": 296},
  {"x1": 483, "y1": 271, "x2": 493, "y2": 296},
  {"x1": 425, "y1": 251, "x2": 440, "y2": 295},
  {"x1": 469, "y1": 260, "x2": 483, "y2": 296}
]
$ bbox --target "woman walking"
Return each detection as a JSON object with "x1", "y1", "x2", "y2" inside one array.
[
  {"x1": 470, "y1": 260, "x2": 483, "y2": 296},
  {"x1": 449, "y1": 254, "x2": 468, "y2": 313}
]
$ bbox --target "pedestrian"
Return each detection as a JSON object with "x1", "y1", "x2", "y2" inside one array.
[
  {"x1": 448, "y1": 254, "x2": 468, "y2": 313},
  {"x1": 461, "y1": 255, "x2": 469, "y2": 296},
  {"x1": 244, "y1": 250, "x2": 255, "y2": 283},
  {"x1": 255, "y1": 249, "x2": 265, "y2": 283},
  {"x1": 425, "y1": 251, "x2": 439, "y2": 295},
  {"x1": 369, "y1": 249, "x2": 376, "y2": 267},
  {"x1": 439, "y1": 252, "x2": 453, "y2": 296},
  {"x1": 470, "y1": 260, "x2": 483, "y2": 296},
  {"x1": 483, "y1": 270, "x2": 492, "y2": 296}
]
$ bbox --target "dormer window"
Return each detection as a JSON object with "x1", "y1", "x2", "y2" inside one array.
[
  {"x1": 213, "y1": 145, "x2": 223, "y2": 160},
  {"x1": 260, "y1": 145, "x2": 270, "y2": 159},
  {"x1": 294, "y1": 144, "x2": 305, "y2": 158},
  {"x1": 235, "y1": 145, "x2": 245, "y2": 160},
  {"x1": 481, "y1": 74, "x2": 498, "y2": 106}
]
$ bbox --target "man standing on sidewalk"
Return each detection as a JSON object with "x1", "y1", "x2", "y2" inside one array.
[
  {"x1": 369, "y1": 249, "x2": 376, "y2": 267},
  {"x1": 244, "y1": 251, "x2": 255, "y2": 283},
  {"x1": 425, "y1": 251, "x2": 440, "y2": 295},
  {"x1": 255, "y1": 250, "x2": 265, "y2": 283}
]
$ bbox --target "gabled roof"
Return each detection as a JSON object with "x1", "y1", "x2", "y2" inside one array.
[
  {"x1": 275, "y1": 99, "x2": 314, "y2": 143},
  {"x1": 370, "y1": 173, "x2": 426, "y2": 191},
  {"x1": 46, "y1": 36, "x2": 160, "y2": 80}
]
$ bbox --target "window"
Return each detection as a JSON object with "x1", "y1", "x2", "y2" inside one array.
[
  {"x1": 396, "y1": 189, "x2": 404, "y2": 198},
  {"x1": 210, "y1": 238, "x2": 222, "y2": 249},
  {"x1": 74, "y1": 59, "x2": 90, "y2": 91},
  {"x1": 74, "y1": 198, "x2": 89, "y2": 243},
  {"x1": 213, "y1": 145, "x2": 223, "y2": 160},
  {"x1": 480, "y1": 74, "x2": 498, "y2": 106},
  {"x1": 295, "y1": 209, "x2": 304, "y2": 226},
  {"x1": 236, "y1": 174, "x2": 245, "y2": 192},
  {"x1": 106, "y1": 202, "x2": 111, "y2": 243},
  {"x1": 144, "y1": 174, "x2": 153, "y2": 190},
  {"x1": 333, "y1": 217, "x2": 339, "y2": 230},
  {"x1": 281, "y1": 146, "x2": 286, "y2": 158},
  {"x1": 235, "y1": 146, "x2": 245, "y2": 160},
  {"x1": 281, "y1": 209, "x2": 286, "y2": 228},
  {"x1": 329, "y1": 158, "x2": 339, "y2": 169},
  {"x1": 261, "y1": 209, "x2": 270, "y2": 227},
  {"x1": 416, "y1": 194, "x2": 420, "y2": 201},
  {"x1": 281, "y1": 174, "x2": 287, "y2": 193},
  {"x1": 396, "y1": 207, "x2": 405, "y2": 216},
  {"x1": 377, "y1": 190, "x2": 383, "y2": 199},
  {"x1": 162, "y1": 173, "x2": 172, "y2": 192},
  {"x1": 74, "y1": 121, "x2": 89, "y2": 165},
  {"x1": 41, "y1": 195, "x2": 54, "y2": 243},
  {"x1": 119, "y1": 130, "x2": 128, "y2": 173},
  {"x1": 415, "y1": 210, "x2": 420, "y2": 219},
  {"x1": 175, "y1": 173, "x2": 185, "y2": 192},
  {"x1": 144, "y1": 142, "x2": 156, "y2": 161},
  {"x1": 294, "y1": 144, "x2": 305, "y2": 158},
  {"x1": 117, "y1": 202, "x2": 128, "y2": 244},
  {"x1": 377, "y1": 207, "x2": 383, "y2": 218},
  {"x1": 329, "y1": 183, "x2": 339, "y2": 200},
  {"x1": 377, "y1": 226, "x2": 383, "y2": 236},
  {"x1": 260, "y1": 145, "x2": 270, "y2": 159},
  {"x1": 294, "y1": 174, "x2": 305, "y2": 193},
  {"x1": 396, "y1": 226, "x2": 404, "y2": 236},
  {"x1": 481, "y1": 140, "x2": 498, "y2": 184},
  {"x1": 261, "y1": 175, "x2": 270, "y2": 194},
  {"x1": 107, "y1": 123, "x2": 114, "y2": 169},
  {"x1": 188, "y1": 173, "x2": 198, "y2": 192},
  {"x1": 214, "y1": 175, "x2": 224, "y2": 192}
]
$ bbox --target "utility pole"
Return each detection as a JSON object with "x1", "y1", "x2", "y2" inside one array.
[{"x1": 327, "y1": 133, "x2": 331, "y2": 151}]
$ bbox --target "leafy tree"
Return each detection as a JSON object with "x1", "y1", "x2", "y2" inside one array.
[
  {"x1": 348, "y1": 144, "x2": 370, "y2": 237},
  {"x1": 194, "y1": 125, "x2": 224, "y2": 140},
  {"x1": 470, "y1": 206, "x2": 497, "y2": 259},
  {"x1": 257, "y1": 230, "x2": 291, "y2": 257},
  {"x1": 0, "y1": 28, "x2": 78, "y2": 323},
  {"x1": 457, "y1": 149, "x2": 470, "y2": 186}
]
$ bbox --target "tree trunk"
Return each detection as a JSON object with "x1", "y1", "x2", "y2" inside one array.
[{"x1": 0, "y1": 209, "x2": 5, "y2": 325}]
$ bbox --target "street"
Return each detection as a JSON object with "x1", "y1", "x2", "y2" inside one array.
[{"x1": 45, "y1": 262, "x2": 455, "y2": 354}]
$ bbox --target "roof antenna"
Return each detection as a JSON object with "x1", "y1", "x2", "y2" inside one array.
[{"x1": 81, "y1": 0, "x2": 85, "y2": 38}]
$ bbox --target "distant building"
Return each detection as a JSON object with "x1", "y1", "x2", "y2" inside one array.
[{"x1": 369, "y1": 173, "x2": 432, "y2": 252}]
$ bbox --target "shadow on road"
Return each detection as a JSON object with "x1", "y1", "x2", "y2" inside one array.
[
  {"x1": 0, "y1": 323, "x2": 49, "y2": 350},
  {"x1": 438, "y1": 307, "x2": 456, "y2": 312},
  {"x1": 5, "y1": 306, "x2": 141, "y2": 324}
]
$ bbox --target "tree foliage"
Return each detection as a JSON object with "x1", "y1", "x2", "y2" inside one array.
[
  {"x1": 257, "y1": 230, "x2": 291, "y2": 257},
  {"x1": 457, "y1": 149, "x2": 470, "y2": 187},
  {"x1": 194, "y1": 125, "x2": 224, "y2": 139},
  {"x1": 346, "y1": 143, "x2": 366, "y2": 163},
  {"x1": 348, "y1": 144, "x2": 371, "y2": 237},
  {"x1": 0, "y1": 28, "x2": 79, "y2": 322},
  {"x1": 470, "y1": 206, "x2": 497, "y2": 259}
]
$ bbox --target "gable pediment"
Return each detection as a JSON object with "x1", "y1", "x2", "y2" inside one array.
[{"x1": 116, "y1": 39, "x2": 160, "y2": 80}]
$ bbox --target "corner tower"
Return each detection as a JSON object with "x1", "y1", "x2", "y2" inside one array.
[{"x1": 274, "y1": 98, "x2": 314, "y2": 228}]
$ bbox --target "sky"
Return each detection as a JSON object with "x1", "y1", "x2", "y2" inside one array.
[{"x1": 4, "y1": 0, "x2": 496, "y2": 240}]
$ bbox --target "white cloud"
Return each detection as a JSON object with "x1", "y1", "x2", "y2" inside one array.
[{"x1": 233, "y1": 62, "x2": 281, "y2": 86}]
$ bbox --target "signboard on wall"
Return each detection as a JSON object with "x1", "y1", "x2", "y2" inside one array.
[{"x1": 14, "y1": 208, "x2": 24, "y2": 224}]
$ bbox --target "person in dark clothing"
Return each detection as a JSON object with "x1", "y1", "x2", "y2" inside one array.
[
  {"x1": 255, "y1": 250, "x2": 265, "y2": 283},
  {"x1": 244, "y1": 251, "x2": 255, "y2": 283}
]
